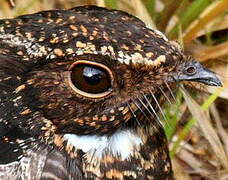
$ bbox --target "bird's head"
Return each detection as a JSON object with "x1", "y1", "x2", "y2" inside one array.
[{"x1": 0, "y1": 6, "x2": 221, "y2": 157}]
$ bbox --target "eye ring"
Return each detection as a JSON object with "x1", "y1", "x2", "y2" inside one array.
[
  {"x1": 68, "y1": 60, "x2": 113, "y2": 99},
  {"x1": 184, "y1": 65, "x2": 197, "y2": 76}
]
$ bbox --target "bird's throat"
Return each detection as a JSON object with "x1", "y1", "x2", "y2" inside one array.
[{"x1": 57, "y1": 126, "x2": 172, "y2": 179}]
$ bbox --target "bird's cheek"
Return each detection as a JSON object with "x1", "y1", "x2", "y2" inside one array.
[{"x1": 55, "y1": 106, "x2": 134, "y2": 135}]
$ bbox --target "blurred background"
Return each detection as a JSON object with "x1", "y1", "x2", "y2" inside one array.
[{"x1": 0, "y1": 0, "x2": 227, "y2": 179}]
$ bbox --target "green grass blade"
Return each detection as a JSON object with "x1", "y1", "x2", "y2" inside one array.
[
  {"x1": 168, "y1": 0, "x2": 213, "y2": 39},
  {"x1": 164, "y1": 91, "x2": 183, "y2": 140},
  {"x1": 105, "y1": 0, "x2": 117, "y2": 9},
  {"x1": 144, "y1": 0, "x2": 156, "y2": 18},
  {"x1": 170, "y1": 87, "x2": 223, "y2": 158},
  {"x1": 170, "y1": 117, "x2": 196, "y2": 158}
]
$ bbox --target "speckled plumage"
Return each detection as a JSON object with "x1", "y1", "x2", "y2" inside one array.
[{"x1": 0, "y1": 6, "x2": 221, "y2": 180}]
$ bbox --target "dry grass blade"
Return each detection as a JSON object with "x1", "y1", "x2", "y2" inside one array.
[
  {"x1": 177, "y1": 148, "x2": 211, "y2": 177},
  {"x1": 172, "y1": 157, "x2": 191, "y2": 180},
  {"x1": 119, "y1": 0, "x2": 156, "y2": 29},
  {"x1": 207, "y1": 82, "x2": 228, "y2": 100},
  {"x1": 191, "y1": 42, "x2": 228, "y2": 62},
  {"x1": 8, "y1": 0, "x2": 15, "y2": 7},
  {"x1": 196, "y1": 14, "x2": 228, "y2": 38},
  {"x1": 210, "y1": 103, "x2": 228, "y2": 154},
  {"x1": 158, "y1": 0, "x2": 182, "y2": 32},
  {"x1": 95, "y1": 0, "x2": 105, "y2": 7},
  {"x1": 168, "y1": 0, "x2": 212, "y2": 40},
  {"x1": 186, "y1": 83, "x2": 228, "y2": 100},
  {"x1": 181, "y1": 87, "x2": 228, "y2": 170},
  {"x1": 183, "y1": 0, "x2": 228, "y2": 44},
  {"x1": 0, "y1": 0, "x2": 14, "y2": 18}
]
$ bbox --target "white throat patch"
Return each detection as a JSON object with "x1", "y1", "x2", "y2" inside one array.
[{"x1": 63, "y1": 129, "x2": 143, "y2": 160}]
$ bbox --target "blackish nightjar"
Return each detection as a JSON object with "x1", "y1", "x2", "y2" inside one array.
[{"x1": 0, "y1": 6, "x2": 222, "y2": 180}]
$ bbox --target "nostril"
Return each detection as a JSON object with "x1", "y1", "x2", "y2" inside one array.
[{"x1": 185, "y1": 66, "x2": 197, "y2": 76}]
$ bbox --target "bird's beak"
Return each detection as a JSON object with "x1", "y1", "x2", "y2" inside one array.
[
  {"x1": 191, "y1": 67, "x2": 222, "y2": 87},
  {"x1": 172, "y1": 61, "x2": 222, "y2": 87}
]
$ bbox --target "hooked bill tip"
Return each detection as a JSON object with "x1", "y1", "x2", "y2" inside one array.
[
  {"x1": 170, "y1": 60, "x2": 223, "y2": 87},
  {"x1": 195, "y1": 68, "x2": 223, "y2": 87}
]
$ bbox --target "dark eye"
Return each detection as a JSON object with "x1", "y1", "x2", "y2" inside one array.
[
  {"x1": 185, "y1": 66, "x2": 197, "y2": 76},
  {"x1": 69, "y1": 61, "x2": 113, "y2": 98}
]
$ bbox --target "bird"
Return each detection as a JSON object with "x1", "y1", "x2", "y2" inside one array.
[{"x1": 0, "y1": 5, "x2": 222, "y2": 180}]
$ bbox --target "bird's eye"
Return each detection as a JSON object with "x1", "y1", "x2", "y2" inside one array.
[
  {"x1": 184, "y1": 66, "x2": 197, "y2": 76},
  {"x1": 68, "y1": 61, "x2": 113, "y2": 98}
]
